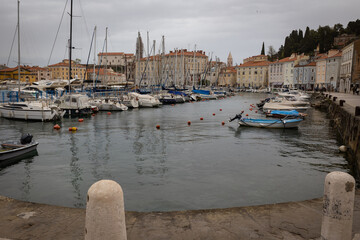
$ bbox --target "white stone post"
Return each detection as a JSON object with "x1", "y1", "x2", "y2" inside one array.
[
  {"x1": 85, "y1": 180, "x2": 127, "y2": 240},
  {"x1": 321, "y1": 171, "x2": 355, "y2": 240}
]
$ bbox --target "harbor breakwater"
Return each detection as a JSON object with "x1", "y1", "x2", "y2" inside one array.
[{"x1": 312, "y1": 93, "x2": 360, "y2": 180}]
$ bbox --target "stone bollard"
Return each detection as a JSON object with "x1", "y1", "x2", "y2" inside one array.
[
  {"x1": 329, "y1": 95, "x2": 332, "y2": 99},
  {"x1": 85, "y1": 180, "x2": 127, "y2": 240},
  {"x1": 321, "y1": 171, "x2": 355, "y2": 240},
  {"x1": 333, "y1": 97, "x2": 337, "y2": 102},
  {"x1": 355, "y1": 106, "x2": 360, "y2": 116},
  {"x1": 340, "y1": 100, "x2": 346, "y2": 106}
]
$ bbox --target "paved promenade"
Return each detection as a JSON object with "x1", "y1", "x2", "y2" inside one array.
[
  {"x1": 323, "y1": 91, "x2": 360, "y2": 113},
  {"x1": 0, "y1": 190, "x2": 360, "y2": 240}
]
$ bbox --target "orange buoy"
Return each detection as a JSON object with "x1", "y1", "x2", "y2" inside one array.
[
  {"x1": 78, "y1": 119, "x2": 84, "y2": 122},
  {"x1": 53, "y1": 124, "x2": 61, "y2": 130},
  {"x1": 69, "y1": 127, "x2": 72, "y2": 131},
  {"x1": 200, "y1": 117, "x2": 204, "y2": 120},
  {"x1": 246, "y1": 114, "x2": 249, "y2": 116},
  {"x1": 171, "y1": 104, "x2": 175, "y2": 106},
  {"x1": 156, "y1": 125, "x2": 160, "y2": 129},
  {"x1": 221, "y1": 121, "x2": 225, "y2": 125},
  {"x1": 187, "y1": 121, "x2": 191, "y2": 126},
  {"x1": 107, "y1": 112, "x2": 111, "y2": 115}
]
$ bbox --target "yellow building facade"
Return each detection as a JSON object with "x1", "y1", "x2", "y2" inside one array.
[{"x1": 47, "y1": 59, "x2": 86, "y2": 80}]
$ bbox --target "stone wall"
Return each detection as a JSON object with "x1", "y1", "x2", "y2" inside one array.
[{"x1": 312, "y1": 93, "x2": 360, "y2": 179}]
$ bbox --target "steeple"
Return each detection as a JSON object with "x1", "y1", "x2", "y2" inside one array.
[
  {"x1": 227, "y1": 52, "x2": 233, "y2": 67},
  {"x1": 135, "y1": 32, "x2": 144, "y2": 60}
]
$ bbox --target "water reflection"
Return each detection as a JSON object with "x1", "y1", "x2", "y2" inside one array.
[{"x1": 69, "y1": 133, "x2": 83, "y2": 208}]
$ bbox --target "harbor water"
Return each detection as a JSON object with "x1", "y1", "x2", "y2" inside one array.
[{"x1": 0, "y1": 93, "x2": 350, "y2": 211}]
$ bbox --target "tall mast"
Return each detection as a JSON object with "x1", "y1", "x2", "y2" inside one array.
[
  {"x1": 69, "y1": 0, "x2": 73, "y2": 94},
  {"x1": 17, "y1": 0, "x2": 20, "y2": 96},
  {"x1": 93, "y1": 26, "x2": 96, "y2": 89},
  {"x1": 105, "y1": 27, "x2": 108, "y2": 88},
  {"x1": 192, "y1": 44, "x2": 196, "y2": 88}
]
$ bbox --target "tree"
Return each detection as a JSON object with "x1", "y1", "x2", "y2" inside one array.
[
  {"x1": 261, "y1": 42, "x2": 265, "y2": 55},
  {"x1": 267, "y1": 46, "x2": 277, "y2": 62}
]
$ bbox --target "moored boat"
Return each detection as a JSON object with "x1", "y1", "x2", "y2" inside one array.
[
  {"x1": 0, "y1": 101, "x2": 64, "y2": 121},
  {"x1": 0, "y1": 133, "x2": 38, "y2": 164},
  {"x1": 229, "y1": 112, "x2": 303, "y2": 129}
]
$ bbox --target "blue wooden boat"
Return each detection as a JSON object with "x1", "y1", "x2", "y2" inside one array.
[{"x1": 230, "y1": 112, "x2": 303, "y2": 129}]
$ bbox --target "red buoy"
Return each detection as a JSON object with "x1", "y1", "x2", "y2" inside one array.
[
  {"x1": 246, "y1": 114, "x2": 249, "y2": 116},
  {"x1": 213, "y1": 113, "x2": 216, "y2": 116},
  {"x1": 156, "y1": 125, "x2": 160, "y2": 129},
  {"x1": 53, "y1": 124, "x2": 61, "y2": 130},
  {"x1": 221, "y1": 121, "x2": 225, "y2": 125},
  {"x1": 187, "y1": 121, "x2": 191, "y2": 126},
  {"x1": 200, "y1": 117, "x2": 204, "y2": 120},
  {"x1": 107, "y1": 112, "x2": 111, "y2": 115},
  {"x1": 92, "y1": 114, "x2": 96, "y2": 117},
  {"x1": 78, "y1": 119, "x2": 84, "y2": 122},
  {"x1": 219, "y1": 109, "x2": 222, "y2": 111}
]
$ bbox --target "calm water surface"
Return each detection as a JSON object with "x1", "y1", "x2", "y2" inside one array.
[{"x1": 0, "y1": 93, "x2": 349, "y2": 211}]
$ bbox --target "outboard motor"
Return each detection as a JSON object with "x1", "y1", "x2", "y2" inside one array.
[
  {"x1": 20, "y1": 133, "x2": 33, "y2": 145},
  {"x1": 229, "y1": 111, "x2": 244, "y2": 122}
]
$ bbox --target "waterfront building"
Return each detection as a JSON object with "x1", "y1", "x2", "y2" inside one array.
[
  {"x1": 293, "y1": 61, "x2": 316, "y2": 90},
  {"x1": 134, "y1": 49, "x2": 208, "y2": 88},
  {"x1": 97, "y1": 52, "x2": 135, "y2": 81},
  {"x1": 236, "y1": 59, "x2": 270, "y2": 89},
  {"x1": 86, "y1": 68, "x2": 127, "y2": 86},
  {"x1": 135, "y1": 55, "x2": 161, "y2": 87},
  {"x1": 325, "y1": 50, "x2": 342, "y2": 90},
  {"x1": 0, "y1": 65, "x2": 51, "y2": 83},
  {"x1": 315, "y1": 54, "x2": 327, "y2": 89},
  {"x1": 269, "y1": 54, "x2": 309, "y2": 88},
  {"x1": 243, "y1": 55, "x2": 267, "y2": 63},
  {"x1": 205, "y1": 60, "x2": 226, "y2": 86},
  {"x1": 218, "y1": 66, "x2": 236, "y2": 87},
  {"x1": 47, "y1": 59, "x2": 86, "y2": 80},
  {"x1": 340, "y1": 39, "x2": 360, "y2": 92}
]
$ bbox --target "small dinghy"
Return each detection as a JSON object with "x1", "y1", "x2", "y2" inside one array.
[
  {"x1": 0, "y1": 133, "x2": 38, "y2": 162},
  {"x1": 229, "y1": 111, "x2": 303, "y2": 129}
]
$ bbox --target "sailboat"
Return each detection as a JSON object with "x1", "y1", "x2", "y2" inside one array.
[
  {"x1": 0, "y1": 0, "x2": 65, "y2": 121},
  {"x1": 56, "y1": 0, "x2": 93, "y2": 117}
]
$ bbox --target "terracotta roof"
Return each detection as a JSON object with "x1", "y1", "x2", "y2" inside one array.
[
  {"x1": 295, "y1": 62, "x2": 316, "y2": 67},
  {"x1": 0, "y1": 65, "x2": 45, "y2": 72},
  {"x1": 98, "y1": 52, "x2": 124, "y2": 56},
  {"x1": 278, "y1": 57, "x2": 297, "y2": 63},
  {"x1": 139, "y1": 55, "x2": 162, "y2": 61},
  {"x1": 48, "y1": 62, "x2": 85, "y2": 68},
  {"x1": 237, "y1": 61, "x2": 270, "y2": 67},
  {"x1": 165, "y1": 51, "x2": 207, "y2": 58},
  {"x1": 328, "y1": 51, "x2": 342, "y2": 58}
]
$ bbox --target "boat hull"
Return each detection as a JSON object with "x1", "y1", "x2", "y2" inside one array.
[
  {"x1": 0, "y1": 107, "x2": 57, "y2": 121},
  {"x1": 238, "y1": 118, "x2": 303, "y2": 129},
  {"x1": 0, "y1": 142, "x2": 38, "y2": 161}
]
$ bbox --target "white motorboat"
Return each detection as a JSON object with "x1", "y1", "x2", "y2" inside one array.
[
  {"x1": 128, "y1": 92, "x2": 161, "y2": 108},
  {"x1": 56, "y1": 94, "x2": 93, "y2": 117},
  {"x1": 120, "y1": 94, "x2": 139, "y2": 108},
  {"x1": 89, "y1": 98, "x2": 128, "y2": 111},
  {"x1": 262, "y1": 97, "x2": 310, "y2": 112},
  {"x1": 0, "y1": 101, "x2": 64, "y2": 121}
]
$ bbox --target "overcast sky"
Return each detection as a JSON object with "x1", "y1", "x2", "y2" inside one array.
[{"x1": 1, "y1": 0, "x2": 359, "y2": 67}]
